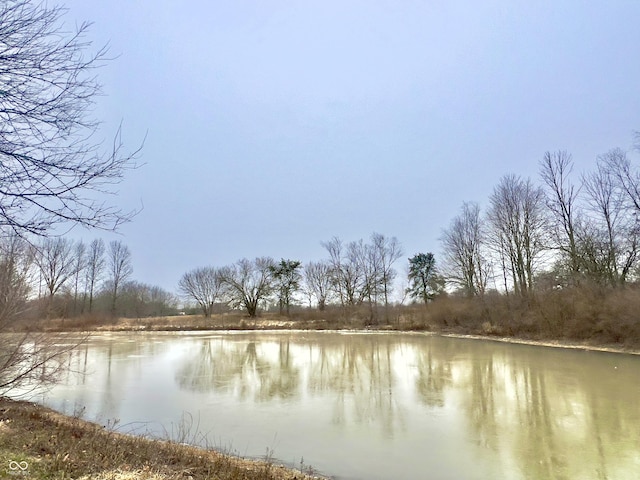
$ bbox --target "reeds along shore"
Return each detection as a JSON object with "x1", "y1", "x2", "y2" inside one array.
[{"x1": 15, "y1": 283, "x2": 640, "y2": 351}]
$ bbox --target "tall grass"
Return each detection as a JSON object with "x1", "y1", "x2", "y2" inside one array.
[
  {"x1": 281, "y1": 284, "x2": 640, "y2": 347},
  {"x1": 14, "y1": 284, "x2": 640, "y2": 348},
  {"x1": 385, "y1": 284, "x2": 640, "y2": 347}
]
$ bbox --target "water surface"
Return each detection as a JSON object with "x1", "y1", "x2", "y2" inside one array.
[{"x1": 33, "y1": 331, "x2": 640, "y2": 479}]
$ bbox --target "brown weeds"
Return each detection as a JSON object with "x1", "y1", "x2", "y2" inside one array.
[
  {"x1": 12, "y1": 284, "x2": 640, "y2": 349},
  {"x1": 0, "y1": 397, "x2": 321, "y2": 480}
]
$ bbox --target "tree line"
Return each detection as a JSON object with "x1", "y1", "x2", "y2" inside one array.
[
  {"x1": 0, "y1": 230, "x2": 439, "y2": 324},
  {"x1": 0, "y1": 236, "x2": 177, "y2": 324},
  {"x1": 178, "y1": 134, "x2": 640, "y2": 320},
  {"x1": 440, "y1": 135, "x2": 640, "y2": 298},
  {"x1": 178, "y1": 232, "x2": 442, "y2": 319},
  {"x1": 3, "y1": 135, "x2": 639, "y2": 326}
]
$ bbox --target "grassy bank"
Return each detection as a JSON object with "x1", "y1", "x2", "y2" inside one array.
[{"x1": 0, "y1": 397, "x2": 321, "y2": 480}]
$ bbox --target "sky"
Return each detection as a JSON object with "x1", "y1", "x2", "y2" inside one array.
[{"x1": 59, "y1": 0, "x2": 640, "y2": 294}]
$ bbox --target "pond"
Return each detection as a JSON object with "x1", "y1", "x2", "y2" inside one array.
[{"x1": 25, "y1": 331, "x2": 640, "y2": 479}]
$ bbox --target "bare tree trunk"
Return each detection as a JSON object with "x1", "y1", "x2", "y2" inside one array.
[{"x1": 85, "y1": 239, "x2": 105, "y2": 314}]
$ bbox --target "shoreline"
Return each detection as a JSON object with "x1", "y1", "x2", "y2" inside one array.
[
  {"x1": 4, "y1": 320, "x2": 639, "y2": 478},
  {"x1": 436, "y1": 331, "x2": 640, "y2": 355},
  {"x1": 44, "y1": 319, "x2": 640, "y2": 357},
  {"x1": 21, "y1": 310, "x2": 640, "y2": 358},
  {"x1": 0, "y1": 396, "x2": 325, "y2": 480}
]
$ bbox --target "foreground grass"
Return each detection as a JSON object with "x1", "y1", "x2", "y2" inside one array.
[{"x1": 0, "y1": 397, "x2": 320, "y2": 480}]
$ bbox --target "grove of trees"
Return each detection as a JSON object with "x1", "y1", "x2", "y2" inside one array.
[
  {"x1": 439, "y1": 137, "x2": 640, "y2": 298},
  {"x1": 178, "y1": 233, "x2": 406, "y2": 320},
  {"x1": 173, "y1": 133, "x2": 640, "y2": 332},
  {"x1": 0, "y1": 235, "x2": 178, "y2": 325}
]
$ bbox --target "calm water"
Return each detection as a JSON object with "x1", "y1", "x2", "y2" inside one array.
[{"x1": 29, "y1": 331, "x2": 640, "y2": 480}]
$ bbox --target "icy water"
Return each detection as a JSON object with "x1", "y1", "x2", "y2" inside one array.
[{"x1": 31, "y1": 331, "x2": 640, "y2": 479}]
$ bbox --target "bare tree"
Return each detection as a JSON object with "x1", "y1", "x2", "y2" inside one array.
[
  {"x1": 178, "y1": 267, "x2": 224, "y2": 317},
  {"x1": 0, "y1": 235, "x2": 33, "y2": 325},
  {"x1": 219, "y1": 257, "x2": 275, "y2": 317},
  {"x1": 487, "y1": 175, "x2": 547, "y2": 297},
  {"x1": 440, "y1": 202, "x2": 488, "y2": 296},
  {"x1": 582, "y1": 152, "x2": 638, "y2": 285},
  {"x1": 603, "y1": 147, "x2": 640, "y2": 213},
  {"x1": 369, "y1": 233, "x2": 403, "y2": 307},
  {"x1": 348, "y1": 239, "x2": 374, "y2": 305},
  {"x1": 107, "y1": 240, "x2": 133, "y2": 316},
  {"x1": 303, "y1": 260, "x2": 332, "y2": 310},
  {"x1": 1, "y1": 237, "x2": 86, "y2": 397},
  {"x1": 540, "y1": 151, "x2": 582, "y2": 281},
  {"x1": 33, "y1": 237, "x2": 76, "y2": 316},
  {"x1": 321, "y1": 234, "x2": 401, "y2": 311},
  {"x1": 322, "y1": 237, "x2": 366, "y2": 307},
  {"x1": 0, "y1": 0, "x2": 141, "y2": 237},
  {"x1": 322, "y1": 237, "x2": 347, "y2": 306},
  {"x1": 84, "y1": 238, "x2": 105, "y2": 313},
  {"x1": 0, "y1": 0, "x2": 138, "y2": 396},
  {"x1": 71, "y1": 240, "x2": 87, "y2": 315}
]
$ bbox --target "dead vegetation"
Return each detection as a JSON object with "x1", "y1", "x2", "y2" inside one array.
[
  {"x1": 392, "y1": 285, "x2": 640, "y2": 350},
  {"x1": 9, "y1": 284, "x2": 640, "y2": 351},
  {"x1": 0, "y1": 397, "x2": 321, "y2": 480}
]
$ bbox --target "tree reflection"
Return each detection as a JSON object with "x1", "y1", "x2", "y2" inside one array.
[
  {"x1": 414, "y1": 346, "x2": 451, "y2": 408},
  {"x1": 48, "y1": 332, "x2": 640, "y2": 479},
  {"x1": 326, "y1": 337, "x2": 406, "y2": 437},
  {"x1": 449, "y1": 342, "x2": 640, "y2": 480},
  {"x1": 175, "y1": 337, "x2": 300, "y2": 402},
  {"x1": 174, "y1": 334, "x2": 409, "y2": 437}
]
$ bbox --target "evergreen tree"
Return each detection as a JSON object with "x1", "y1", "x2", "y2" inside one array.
[
  {"x1": 407, "y1": 253, "x2": 443, "y2": 303},
  {"x1": 269, "y1": 259, "x2": 302, "y2": 315}
]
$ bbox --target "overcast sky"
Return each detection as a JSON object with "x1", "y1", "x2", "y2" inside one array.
[{"x1": 61, "y1": 0, "x2": 640, "y2": 294}]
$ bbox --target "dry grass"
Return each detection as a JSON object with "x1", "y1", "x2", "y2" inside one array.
[
  {"x1": 13, "y1": 284, "x2": 640, "y2": 350},
  {"x1": 0, "y1": 397, "x2": 322, "y2": 480},
  {"x1": 392, "y1": 285, "x2": 640, "y2": 349}
]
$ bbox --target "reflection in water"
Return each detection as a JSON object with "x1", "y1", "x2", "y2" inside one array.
[
  {"x1": 176, "y1": 339, "x2": 300, "y2": 402},
  {"x1": 32, "y1": 332, "x2": 640, "y2": 480},
  {"x1": 415, "y1": 347, "x2": 450, "y2": 408},
  {"x1": 175, "y1": 335, "x2": 407, "y2": 438}
]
